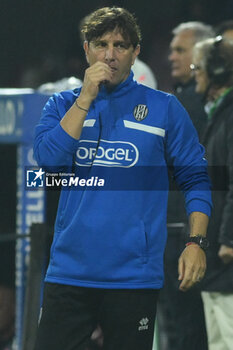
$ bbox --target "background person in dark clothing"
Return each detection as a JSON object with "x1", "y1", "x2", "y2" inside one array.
[
  {"x1": 169, "y1": 21, "x2": 214, "y2": 134},
  {"x1": 157, "y1": 22, "x2": 214, "y2": 350},
  {"x1": 192, "y1": 35, "x2": 233, "y2": 350}
]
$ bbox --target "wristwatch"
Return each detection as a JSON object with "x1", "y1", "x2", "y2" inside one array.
[{"x1": 186, "y1": 236, "x2": 210, "y2": 251}]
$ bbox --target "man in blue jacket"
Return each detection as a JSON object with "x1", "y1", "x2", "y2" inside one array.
[{"x1": 33, "y1": 7, "x2": 212, "y2": 350}]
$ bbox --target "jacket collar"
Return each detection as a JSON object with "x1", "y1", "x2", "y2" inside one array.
[{"x1": 98, "y1": 70, "x2": 136, "y2": 98}]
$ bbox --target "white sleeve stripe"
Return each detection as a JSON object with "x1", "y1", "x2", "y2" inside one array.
[
  {"x1": 83, "y1": 119, "x2": 96, "y2": 127},
  {"x1": 123, "y1": 120, "x2": 165, "y2": 137}
]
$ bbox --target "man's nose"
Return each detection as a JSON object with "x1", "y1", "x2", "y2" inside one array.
[
  {"x1": 168, "y1": 51, "x2": 176, "y2": 62},
  {"x1": 105, "y1": 46, "x2": 115, "y2": 60}
]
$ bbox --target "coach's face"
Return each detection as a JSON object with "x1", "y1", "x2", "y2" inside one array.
[{"x1": 84, "y1": 28, "x2": 140, "y2": 87}]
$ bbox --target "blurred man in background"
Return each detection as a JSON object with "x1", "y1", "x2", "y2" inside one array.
[
  {"x1": 169, "y1": 21, "x2": 214, "y2": 134},
  {"x1": 157, "y1": 21, "x2": 214, "y2": 350},
  {"x1": 192, "y1": 35, "x2": 233, "y2": 350}
]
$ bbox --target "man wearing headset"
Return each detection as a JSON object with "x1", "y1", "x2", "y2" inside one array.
[{"x1": 192, "y1": 36, "x2": 233, "y2": 350}]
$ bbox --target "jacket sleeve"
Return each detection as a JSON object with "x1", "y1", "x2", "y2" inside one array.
[
  {"x1": 218, "y1": 114, "x2": 233, "y2": 247},
  {"x1": 165, "y1": 95, "x2": 212, "y2": 217},
  {"x1": 33, "y1": 92, "x2": 79, "y2": 172}
]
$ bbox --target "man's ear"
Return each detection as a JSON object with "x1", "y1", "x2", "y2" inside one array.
[
  {"x1": 83, "y1": 41, "x2": 89, "y2": 64},
  {"x1": 132, "y1": 44, "x2": 140, "y2": 65}
]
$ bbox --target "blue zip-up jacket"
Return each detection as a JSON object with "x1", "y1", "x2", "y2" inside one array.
[{"x1": 34, "y1": 72, "x2": 212, "y2": 289}]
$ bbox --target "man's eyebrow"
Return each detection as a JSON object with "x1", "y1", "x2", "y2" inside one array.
[
  {"x1": 92, "y1": 39, "x2": 106, "y2": 44},
  {"x1": 113, "y1": 40, "x2": 131, "y2": 48},
  {"x1": 114, "y1": 40, "x2": 129, "y2": 44},
  {"x1": 92, "y1": 39, "x2": 130, "y2": 46}
]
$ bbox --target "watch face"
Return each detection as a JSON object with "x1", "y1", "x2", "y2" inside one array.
[
  {"x1": 189, "y1": 236, "x2": 209, "y2": 250},
  {"x1": 200, "y1": 237, "x2": 209, "y2": 249}
]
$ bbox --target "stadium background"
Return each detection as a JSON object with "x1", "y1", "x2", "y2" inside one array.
[
  {"x1": 0, "y1": 0, "x2": 233, "y2": 349},
  {"x1": 1, "y1": 0, "x2": 233, "y2": 91}
]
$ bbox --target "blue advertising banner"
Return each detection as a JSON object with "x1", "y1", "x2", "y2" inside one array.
[{"x1": 0, "y1": 90, "x2": 49, "y2": 350}]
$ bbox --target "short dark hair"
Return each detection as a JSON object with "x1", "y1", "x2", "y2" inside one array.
[{"x1": 80, "y1": 7, "x2": 141, "y2": 48}]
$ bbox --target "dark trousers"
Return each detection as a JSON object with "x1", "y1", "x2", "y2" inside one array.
[
  {"x1": 158, "y1": 231, "x2": 208, "y2": 350},
  {"x1": 34, "y1": 283, "x2": 159, "y2": 350}
]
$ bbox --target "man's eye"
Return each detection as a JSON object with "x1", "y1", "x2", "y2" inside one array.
[
  {"x1": 115, "y1": 43, "x2": 128, "y2": 50},
  {"x1": 176, "y1": 48, "x2": 185, "y2": 54},
  {"x1": 95, "y1": 42, "x2": 107, "y2": 48}
]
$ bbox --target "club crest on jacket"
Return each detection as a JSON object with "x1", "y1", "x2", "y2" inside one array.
[{"x1": 133, "y1": 104, "x2": 148, "y2": 121}]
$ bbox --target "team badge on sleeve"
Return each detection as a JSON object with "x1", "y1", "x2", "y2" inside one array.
[{"x1": 133, "y1": 104, "x2": 148, "y2": 121}]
